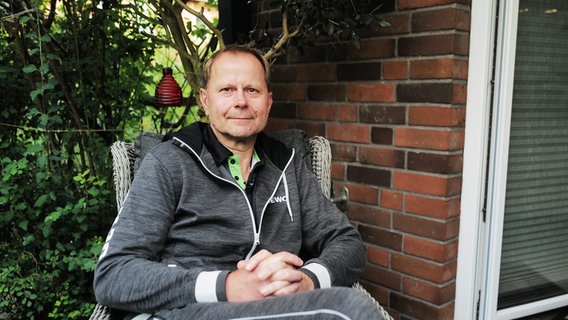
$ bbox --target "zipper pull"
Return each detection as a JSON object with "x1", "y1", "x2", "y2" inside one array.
[{"x1": 254, "y1": 233, "x2": 260, "y2": 246}]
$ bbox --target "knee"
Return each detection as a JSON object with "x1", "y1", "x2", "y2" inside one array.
[{"x1": 320, "y1": 287, "x2": 385, "y2": 320}]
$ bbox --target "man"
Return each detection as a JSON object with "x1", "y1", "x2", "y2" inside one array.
[{"x1": 94, "y1": 45, "x2": 385, "y2": 319}]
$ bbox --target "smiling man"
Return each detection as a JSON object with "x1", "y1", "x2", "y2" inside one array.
[{"x1": 94, "y1": 45, "x2": 385, "y2": 320}]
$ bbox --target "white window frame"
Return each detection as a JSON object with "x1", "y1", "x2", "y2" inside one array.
[
  {"x1": 455, "y1": 0, "x2": 498, "y2": 316},
  {"x1": 456, "y1": 0, "x2": 568, "y2": 319}
]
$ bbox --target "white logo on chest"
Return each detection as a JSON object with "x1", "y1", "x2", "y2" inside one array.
[{"x1": 269, "y1": 195, "x2": 288, "y2": 204}]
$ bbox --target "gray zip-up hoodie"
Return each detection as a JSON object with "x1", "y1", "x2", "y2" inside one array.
[{"x1": 94, "y1": 122, "x2": 366, "y2": 314}]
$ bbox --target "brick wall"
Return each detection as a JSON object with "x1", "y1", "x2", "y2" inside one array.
[{"x1": 254, "y1": 1, "x2": 471, "y2": 319}]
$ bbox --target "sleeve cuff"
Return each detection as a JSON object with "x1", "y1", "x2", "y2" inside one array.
[
  {"x1": 195, "y1": 270, "x2": 230, "y2": 302},
  {"x1": 301, "y1": 263, "x2": 331, "y2": 289}
]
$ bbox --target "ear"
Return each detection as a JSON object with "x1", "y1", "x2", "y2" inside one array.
[
  {"x1": 267, "y1": 91, "x2": 273, "y2": 114},
  {"x1": 199, "y1": 88, "x2": 209, "y2": 115}
]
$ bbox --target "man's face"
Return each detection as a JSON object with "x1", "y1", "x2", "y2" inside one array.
[{"x1": 200, "y1": 51, "x2": 272, "y2": 146}]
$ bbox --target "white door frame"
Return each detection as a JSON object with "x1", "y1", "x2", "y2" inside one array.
[
  {"x1": 454, "y1": 0, "x2": 499, "y2": 316},
  {"x1": 455, "y1": 0, "x2": 568, "y2": 319}
]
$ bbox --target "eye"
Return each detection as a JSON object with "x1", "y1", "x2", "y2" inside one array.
[{"x1": 247, "y1": 88, "x2": 259, "y2": 93}]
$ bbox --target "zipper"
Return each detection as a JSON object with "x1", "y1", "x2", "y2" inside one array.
[
  {"x1": 173, "y1": 138, "x2": 260, "y2": 256},
  {"x1": 172, "y1": 137, "x2": 296, "y2": 261}
]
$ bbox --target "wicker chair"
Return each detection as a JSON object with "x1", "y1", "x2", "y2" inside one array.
[{"x1": 89, "y1": 131, "x2": 392, "y2": 320}]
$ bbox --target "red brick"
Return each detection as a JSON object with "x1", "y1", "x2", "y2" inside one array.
[
  {"x1": 307, "y1": 84, "x2": 346, "y2": 101},
  {"x1": 391, "y1": 293, "x2": 455, "y2": 320},
  {"x1": 337, "y1": 62, "x2": 382, "y2": 81},
  {"x1": 359, "y1": 146, "x2": 404, "y2": 168},
  {"x1": 330, "y1": 162, "x2": 345, "y2": 180},
  {"x1": 347, "y1": 83, "x2": 395, "y2": 102},
  {"x1": 403, "y1": 277, "x2": 456, "y2": 304},
  {"x1": 399, "y1": 34, "x2": 469, "y2": 57},
  {"x1": 265, "y1": 119, "x2": 290, "y2": 132},
  {"x1": 409, "y1": 106, "x2": 466, "y2": 127},
  {"x1": 360, "y1": 225, "x2": 402, "y2": 250},
  {"x1": 405, "y1": 194, "x2": 460, "y2": 219},
  {"x1": 348, "y1": 203, "x2": 391, "y2": 228},
  {"x1": 395, "y1": 128, "x2": 464, "y2": 151},
  {"x1": 372, "y1": 12, "x2": 411, "y2": 36},
  {"x1": 337, "y1": 104, "x2": 358, "y2": 122},
  {"x1": 393, "y1": 171, "x2": 462, "y2": 196},
  {"x1": 347, "y1": 165, "x2": 391, "y2": 187},
  {"x1": 357, "y1": 282, "x2": 391, "y2": 307},
  {"x1": 399, "y1": 0, "x2": 456, "y2": 10},
  {"x1": 298, "y1": 103, "x2": 336, "y2": 120},
  {"x1": 410, "y1": 58, "x2": 468, "y2": 80},
  {"x1": 271, "y1": 65, "x2": 298, "y2": 82},
  {"x1": 384, "y1": 60, "x2": 408, "y2": 80},
  {"x1": 296, "y1": 64, "x2": 336, "y2": 82},
  {"x1": 392, "y1": 253, "x2": 457, "y2": 284},
  {"x1": 452, "y1": 82, "x2": 468, "y2": 103},
  {"x1": 331, "y1": 143, "x2": 357, "y2": 161},
  {"x1": 270, "y1": 102, "x2": 297, "y2": 119},
  {"x1": 372, "y1": 127, "x2": 394, "y2": 145},
  {"x1": 360, "y1": 105, "x2": 406, "y2": 125},
  {"x1": 397, "y1": 82, "x2": 453, "y2": 103},
  {"x1": 412, "y1": 7, "x2": 471, "y2": 32},
  {"x1": 380, "y1": 189, "x2": 404, "y2": 211},
  {"x1": 271, "y1": 83, "x2": 306, "y2": 101},
  {"x1": 404, "y1": 236, "x2": 458, "y2": 263},
  {"x1": 394, "y1": 214, "x2": 460, "y2": 241},
  {"x1": 294, "y1": 122, "x2": 325, "y2": 138},
  {"x1": 347, "y1": 38, "x2": 396, "y2": 60},
  {"x1": 328, "y1": 124, "x2": 370, "y2": 143},
  {"x1": 407, "y1": 152, "x2": 463, "y2": 175},
  {"x1": 362, "y1": 264, "x2": 402, "y2": 291},
  {"x1": 337, "y1": 182, "x2": 378, "y2": 205},
  {"x1": 367, "y1": 245, "x2": 390, "y2": 267}
]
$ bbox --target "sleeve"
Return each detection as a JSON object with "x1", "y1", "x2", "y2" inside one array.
[
  {"x1": 93, "y1": 148, "x2": 230, "y2": 313},
  {"x1": 294, "y1": 156, "x2": 367, "y2": 288}
]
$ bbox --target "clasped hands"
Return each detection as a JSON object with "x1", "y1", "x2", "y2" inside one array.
[{"x1": 225, "y1": 249, "x2": 315, "y2": 302}]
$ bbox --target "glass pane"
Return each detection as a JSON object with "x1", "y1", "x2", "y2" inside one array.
[{"x1": 497, "y1": 0, "x2": 568, "y2": 310}]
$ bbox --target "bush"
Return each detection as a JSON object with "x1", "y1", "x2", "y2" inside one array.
[
  {"x1": 0, "y1": 0, "x2": 159, "y2": 318},
  {"x1": 0, "y1": 132, "x2": 113, "y2": 319}
]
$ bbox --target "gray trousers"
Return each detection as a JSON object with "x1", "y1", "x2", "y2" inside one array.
[{"x1": 129, "y1": 287, "x2": 385, "y2": 320}]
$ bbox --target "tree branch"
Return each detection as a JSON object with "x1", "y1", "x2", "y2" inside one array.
[{"x1": 264, "y1": 8, "x2": 303, "y2": 61}]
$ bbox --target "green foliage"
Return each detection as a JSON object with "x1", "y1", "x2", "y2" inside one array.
[
  {"x1": 0, "y1": 0, "x2": 161, "y2": 318},
  {"x1": 255, "y1": 0, "x2": 390, "y2": 53},
  {"x1": 0, "y1": 137, "x2": 109, "y2": 319},
  {"x1": 1, "y1": 0, "x2": 388, "y2": 318}
]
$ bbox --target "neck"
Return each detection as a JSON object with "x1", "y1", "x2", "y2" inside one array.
[{"x1": 212, "y1": 130, "x2": 257, "y2": 180}]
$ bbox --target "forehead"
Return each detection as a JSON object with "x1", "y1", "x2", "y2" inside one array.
[{"x1": 210, "y1": 52, "x2": 265, "y2": 77}]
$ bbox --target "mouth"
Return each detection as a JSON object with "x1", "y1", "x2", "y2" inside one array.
[{"x1": 229, "y1": 116, "x2": 254, "y2": 121}]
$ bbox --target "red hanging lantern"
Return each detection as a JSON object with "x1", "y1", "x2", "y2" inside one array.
[{"x1": 154, "y1": 67, "x2": 183, "y2": 107}]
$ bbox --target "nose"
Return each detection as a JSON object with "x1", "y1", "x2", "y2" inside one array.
[{"x1": 235, "y1": 89, "x2": 247, "y2": 107}]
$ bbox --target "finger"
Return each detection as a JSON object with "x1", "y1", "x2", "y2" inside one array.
[
  {"x1": 259, "y1": 280, "x2": 294, "y2": 297},
  {"x1": 269, "y1": 268, "x2": 304, "y2": 283},
  {"x1": 244, "y1": 249, "x2": 273, "y2": 271},
  {"x1": 269, "y1": 281, "x2": 302, "y2": 297},
  {"x1": 256, "y1": 253, "x2": 303, "y2": 280},
  {"x1": 237, "y1": 260, "x2": 247, "y2": 269},
  {"x1": 272, "y1": 251, "x2": 304, "y2": 268}
]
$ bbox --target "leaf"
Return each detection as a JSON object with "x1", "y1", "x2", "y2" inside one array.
[
  {"x1": 39, "y1": 114, "x2": 49, "y2": 128},
  {"x1": 30, "y1": 88, "x2": 43, "y2": 101},
  {"x1": 22, "y1": 234, "x2": 35, "y2": 246},
  {"x1": 19, "y1": 16, "x2": 31, "y2": 24},
  {"x1": 22, "y1": 65, "x2": 38, "y2": 74},
  {"x1": 34, "y1": 194, "x2": 50, "y2": 208},
  {"x1": 18, "y1": 220, "x2": 29, "y2": 231},
  {"x1": 39, "y1": 63, "x2": 50, "y2": 74}
]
